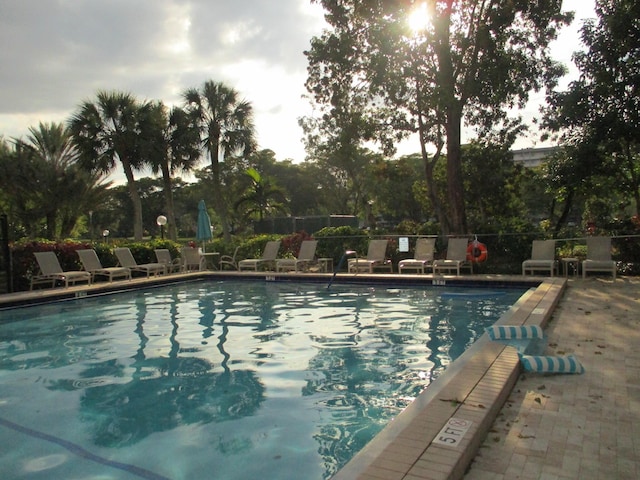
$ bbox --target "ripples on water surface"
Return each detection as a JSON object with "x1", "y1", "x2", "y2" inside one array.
[{"x1": 0, "y1": 280, "x2": 526, "y2": 480}]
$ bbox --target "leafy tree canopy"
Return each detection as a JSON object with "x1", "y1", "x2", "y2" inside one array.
[
  {"x1": 304, "y1": 0, "x2": 572, "y2": 234},
  {"x1": 543, "y1": 0, "x2": 640, "y2": 215}
]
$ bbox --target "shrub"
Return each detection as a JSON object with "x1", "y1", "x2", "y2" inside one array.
[
  {"x1": 126, "y1": 240, "x2": 181, "y2": 264},
  {"x1": 313, "y1": 226, "x2": 369, "y2": 268},
  {"x1": 9, "y1": 239, "x2": 182, "y2": 292},
  {"x1": 280, "y1": 231, "x2": 314, "y2": 258},
  {"x1": 234, "y1": 234, "x2": 282, "y2": 262},
  {"x1": 11, "y1": 239, "x2": 92, "y2": 291}
]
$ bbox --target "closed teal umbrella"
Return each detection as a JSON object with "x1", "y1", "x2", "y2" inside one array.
[{"x1": 196, "y1": 200, "x2": 212, "y2": 252}]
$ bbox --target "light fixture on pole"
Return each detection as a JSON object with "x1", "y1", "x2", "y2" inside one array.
[
  {"x1": 88, "y1": 210, "x2": 93, "y2": 242},
  {"x1": 156, "y1": 215, "x2": 167, "y2": 240},
  {"x1": 102, "y1": 229, "x2": 110, "y2": 244}
]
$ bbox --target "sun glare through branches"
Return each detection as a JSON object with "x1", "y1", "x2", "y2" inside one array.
[{"x1": 407, "y1": 2, "x2": 431, "y2": 34}]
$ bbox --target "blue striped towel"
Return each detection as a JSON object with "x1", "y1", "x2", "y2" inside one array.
[
  {"x1": 486, "y1": 325, "x2": 544, "y2": 340},
  {"x1": 519, "y1": 353, "x2": 585, "y2": 374}
]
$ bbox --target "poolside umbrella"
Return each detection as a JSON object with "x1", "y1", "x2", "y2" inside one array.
[{"x1": 196, "y1": 199, "x2": 212, "y2": 252}]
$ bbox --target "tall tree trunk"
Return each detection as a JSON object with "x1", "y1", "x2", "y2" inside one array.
[
  {"x1": 45, "y1": 212, "x2": 57, "y2": 240},
  {"x1": 60, "y1": 212, "x2": 77, "y2": 238},
  {"x1": 436, "y1": 0, "x2": 467, "y2": 235},
  {"x1": 553, "y1": 188, "x2": 575, "y2": 238},
  {"x1": 209, "y1": 138, "x2": 232, "y2": 242},
  {"x1": 424, "y1": 155, "x2": 450, "y2": 235},
  {"x1": 121, "y1": 158, "x2": 144, "y2": 240},
  {"x1": 445, "y1": 105, "x2": 467, "y2": 234},
  {"x1": 211, "y1": 160, "x2": 230, "y2": 242},
  {"x1": 161, "y1": 162, "x2": 178, "y2": 241},
  {"x1": 418, "y1": 116, "x2": 449, "y2": 234},
  {"x1": 622, "y1": 142, "x2": 640, "y2": 217}
]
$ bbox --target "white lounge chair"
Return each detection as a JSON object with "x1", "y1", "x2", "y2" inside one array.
[
  {"x1": 238, "y1": 241, "x2": 281, "y2": 271},
  {"x1": 582, "y1": 236, "x2": 616, "y2": 279},
  {"x1": 31, "y1": 251, "x2": 92, "y2": 290},
  {"x1": 348, "y1": 239, "x2": 393, "y2": 273},
  {"x1": 219, "y1": 246, "x2": 240, "y2": 271},
  {"x1": 77, "y1": 249, "x2": 131, "y2": 282},
  {"x1": 276, "y1": 240, "x2": 318, "y2": 272},
  {"x1": 180, "y1": 247, "x2": 206, "y2": 272},
  {"x1": 433, "y1": 238, "x2": 473, "y2": 275},
  {"x1": 522, "y1": 240, "x2": 556, "y2": 276},
  {"x1": 398, "y1": 238, "x2": 436, "y2": 274},
  {"x1": 155, "y1": 249, "x2": 182, "y2": 273},
  {"x1": 114, "y1": 248, "x2": 166, "y2": 278}
]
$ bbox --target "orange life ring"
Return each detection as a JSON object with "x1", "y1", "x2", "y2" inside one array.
[{"x1": 467, "y1": 241, "x2": 488, "y2": 263}]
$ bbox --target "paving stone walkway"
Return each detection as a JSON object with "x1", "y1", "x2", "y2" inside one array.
[{"x1": 464, "y1": 277, "x2": 640, "y2": 480}]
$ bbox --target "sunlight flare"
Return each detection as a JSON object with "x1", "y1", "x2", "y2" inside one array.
[{"x1": 408, "y1": 2, "x2": 431, "y2": 33}]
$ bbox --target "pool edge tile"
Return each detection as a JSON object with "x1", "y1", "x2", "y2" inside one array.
[{"x1": 331, "y1": 278, "x2": 566, "y2": 480}]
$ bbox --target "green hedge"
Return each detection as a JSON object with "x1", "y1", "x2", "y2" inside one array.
[
  {"x1": 9, "y1": 229, "x2": 639, "y2": 292},
  {"x1": 10, "y1": 239, "x2": 182, "y2": 292}
]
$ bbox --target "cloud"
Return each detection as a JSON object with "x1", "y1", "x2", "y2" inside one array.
[
  {"x1": 0, "y1": 0, "x2": 596, "y2": 164},
  {"x1": 0, "y1": 0, "x2": 325, "y2": 161}
]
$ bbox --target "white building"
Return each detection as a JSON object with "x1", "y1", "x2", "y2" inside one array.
[{"x1": 511, "y1": 146, "x2": 559, "y2": 168}]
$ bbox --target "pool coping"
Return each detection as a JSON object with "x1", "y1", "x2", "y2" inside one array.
[
  {"x1": 0, "y1": 271, "x2": 540, "y2": 310},
  {"x1": 331, "y1": 276, "x2": 566, "y2": 480},
  {"x1": 0, "y1": 272, "x2": 565, "y2": 480}
]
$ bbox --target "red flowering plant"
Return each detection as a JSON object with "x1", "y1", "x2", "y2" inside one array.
[
  {"x1": 280, "y1": 231, "x2": 313, "y2": 258},
  {"x1": 10, "y1": 240, "x2": 91, "y2": 291}
]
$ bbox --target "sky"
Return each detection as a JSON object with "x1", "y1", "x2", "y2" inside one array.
[{"x1": 0, "y1": 0, "x2": 596, "y2": 181}]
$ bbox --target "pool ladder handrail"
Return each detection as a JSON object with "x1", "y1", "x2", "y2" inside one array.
[{"x1": 327, "y1": 250, "x2": 357, "y2": 289}]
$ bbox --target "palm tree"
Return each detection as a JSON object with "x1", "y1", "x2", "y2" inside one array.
[
  {"x1": 183, "y1": 80, "x2": 256, "y2": 241},
  {"x1": 0, "y1": 138, "x2": 43, "y2": 237},
  {"x1": 1, "y1": 123, "x2": 111, "y2": 239},
  {"x1": 69, "y1": 91, "x2": 152, "y2": 240},
  {"x1": 234, "y1": 168, "x2": 289, "y2": 222},
  {"x1": 58, "y1": 165, "x2": 112, "y2": 238},
  {"x1": 144, "y1": 102, "x2": 202, "y2": 240},
  {"x1": 21, "y1": 122, "x2": 79, "y2": 238}
]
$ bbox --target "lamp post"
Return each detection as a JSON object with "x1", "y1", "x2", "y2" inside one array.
[
  {"x1": 102, "y1": 229, "x2": 110, "y2": 244},
  {"x1": 156, "y1": 215, "x2": 167, "y2": 240},
  {"x1": 88, "y1": 210, "x2": 93, "y2": 242}
]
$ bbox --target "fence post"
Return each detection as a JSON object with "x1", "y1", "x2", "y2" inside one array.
[{"x1": 0, "y1": 213, "x2": 11, "y2": 293}]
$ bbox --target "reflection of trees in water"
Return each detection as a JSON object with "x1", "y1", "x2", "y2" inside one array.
[
  {"x1": 0, "y1": 301, "x2": 124, "y2": 371},
  {"x1": 301, "y1": 290, "x2": 506, "y2": 478},
  {"x1": 198, "y1": 283, "x2": 285, "y2": 374},
  {"x1": 77, "y1": 362, "x2": 264, "y2": 447},
  {"x1": 315, "y1": 417, "x2": 383, "y2": 479},
  {"x1": 428, "y1": 295, "x2": 507, "y2": 369},
  {"x1": 302, "y1": 303, "x2": 427, "y2": 478},
  {"x1": 11, "y1": 282, "x2": 514, "y2": 474},
  {"x1": 304, "y1": 346, "x2": 393, "y2": 478},
  {"x1": 200, "y1": 282, "x2": 282, "y2": 334},
  {"x1": 46, "y1": 290, "x2": 266, "y2": 448}
]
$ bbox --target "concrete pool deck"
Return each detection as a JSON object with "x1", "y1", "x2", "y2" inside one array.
[
  {"x1": 1, "y1": 273, "x2": 637, "y2": 479},
  {"x1": 464, "y1": 276, "x2": 640, "y2": 480},
  {"x1": 331, "y1": 275, "x2": 566, "y2": 480}
]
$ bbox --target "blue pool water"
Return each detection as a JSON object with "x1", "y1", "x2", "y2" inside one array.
[{"x1": 0, "y1": 280, "x2": 526, "y2": 480}]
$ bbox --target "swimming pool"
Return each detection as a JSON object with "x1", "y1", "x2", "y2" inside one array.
[{"x1": 0, "y1": 280, "x2": 526, "y2": 480}]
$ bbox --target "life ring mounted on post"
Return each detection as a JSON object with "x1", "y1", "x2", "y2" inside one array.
[{"x1": 466, "y1": 237, "x2": 488, "y2": 263}]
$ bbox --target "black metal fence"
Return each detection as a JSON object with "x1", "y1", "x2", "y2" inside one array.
[
  {"x1": 5, "y1": 232, "x2": 639, "y2": 293},
  {"x1": 310, "y1": 233, "x2": 640, "y2": 276},
  {"x1": 0, "y1": 214, "x2": 11, "y2": 294},
  {"x1": 253, "y1": 215, "x2": 359, "y2": 235}
]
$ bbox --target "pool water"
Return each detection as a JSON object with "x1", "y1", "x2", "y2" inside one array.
[{"x1": 0, "y1": 280, "x2": 526, "y2": 480}]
